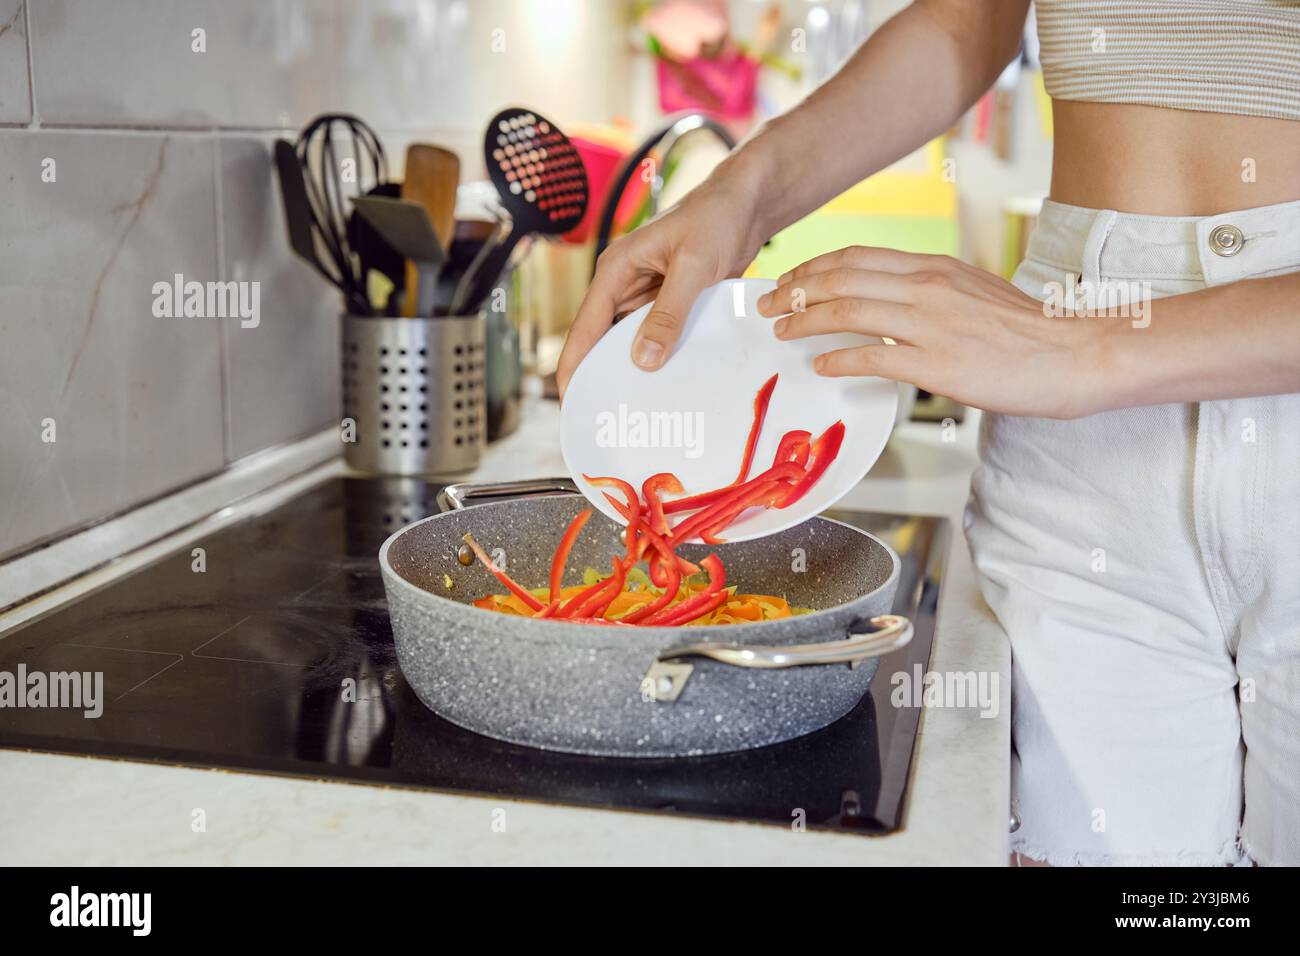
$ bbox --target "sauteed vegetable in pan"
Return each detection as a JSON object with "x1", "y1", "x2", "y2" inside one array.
[{"x1": 466, "y1": 373, "x2": 845, "y2": 626}]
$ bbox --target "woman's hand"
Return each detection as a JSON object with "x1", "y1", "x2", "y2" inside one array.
[
  {"x1": 555, "y1": 176, "x2": 767, "y2": 398},
  {"x1": 757, "y1": 245, "x2": 1103, "y2": 419}
]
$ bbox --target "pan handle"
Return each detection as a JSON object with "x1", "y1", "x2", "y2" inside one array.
[
  {"x1": 643, "y1": 615, "x2": 912, "y2": 703},
  {"x1": 438, "y1": 477, "x2": 579, "y2": 511}
]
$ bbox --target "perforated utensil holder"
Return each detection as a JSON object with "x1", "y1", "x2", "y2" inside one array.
[{"x1": 342, "y1": 312, "x2": 486, "y2": 476}]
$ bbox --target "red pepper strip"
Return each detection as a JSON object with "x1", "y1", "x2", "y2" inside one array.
[
  {"x1": 549, "y1": 508, "x2": 592, "y2": 603},
  {"x1": 642, "y1": 554, "x2": 726, "y2": 626},
  {"x1": 572, "y1": 556, "x2": 626, "y2": 619},
  {"x1": 659, "y1": 375, "x2": 782, "y2": 517},
  {"x1": 648, "y1": 551, "x2": 668, "y2": 587},
  {"x1": 642, "y1": 472, "x2": 684, "y2": 536},
  {"x1": 772, "y1": 429, "x2": 812, "y2": 468},
  {"x1": 554, "y1": 572, "x2": 612, "y2": 618},
  {"x1": 582, "y1": 473, "x2": 637, "y2": 504},
  {"x1": 628, "y1": 523, "x2": 699, "y2": 575},
  {"x1": 698, "y1": 478, "x2": 788, "y2": 543},
  {"x1": 655, "y1": 589, "x2": 729, "y2": 627},
  {"x1": 462, "y1": 533, "x2": 545, "y2": 612},
  {"x1": 661, "y1": 486, "x2": 732, "y2": 515},
  {"x1": 600, "y1": 494, "x2": 650, "y2": 567},
  {"x1": 620, "y1": 534, "x2": 683, "y2": 624},
  {"x1": 733, "y1": 373, "x2": 779, "y2": 484},
  {"x1": 584, "y1": 474, "x2": 641, "y2": 565},
  {"x1": 669, "y1": 462, "x2": 805, "y2": 543},
  {"x1": 778, "y1": 420, "x2": 846, "y2": 509},
  {"x1": 694, "y1": 429, "x2": 807, "y2": 541},
  {"x1": 603, "y1": 499, "x2": 700, "y2": 576},
  {"x1": 535, "y1": 600, "x2": 561, "y2": 619}
]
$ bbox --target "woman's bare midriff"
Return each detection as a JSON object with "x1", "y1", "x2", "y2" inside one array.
[{"x1": 1049, "y1": 100, "x2": 1300, "y2": 216}]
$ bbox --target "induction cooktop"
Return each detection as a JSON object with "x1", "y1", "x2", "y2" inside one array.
[{"x1": 0, "y1": 477, "x2": 947, "y2": 834}]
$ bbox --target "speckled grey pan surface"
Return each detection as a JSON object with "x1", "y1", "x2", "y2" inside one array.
[{"x1": 380, "y1": 494, "x2": 900, "y2": 757}]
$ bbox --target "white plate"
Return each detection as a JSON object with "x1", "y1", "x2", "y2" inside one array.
[{"x1": 560, "y1": 278, "x2": 898, "y2": 543}]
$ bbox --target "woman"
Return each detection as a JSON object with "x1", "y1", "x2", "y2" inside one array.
[{"x1": 557, "y1": 0, "x2": 1300, "y2": 866}]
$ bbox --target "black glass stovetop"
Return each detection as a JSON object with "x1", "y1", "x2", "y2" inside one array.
[{"x1": 0, "y1": 477, "x2": 947, "y2": 834}]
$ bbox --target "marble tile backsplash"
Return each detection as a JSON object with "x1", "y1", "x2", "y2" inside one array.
[
  {"x1": 0, "y1": 129, "x2": 226, "y2": 558},
  {"x1": 0, "y1": 0, "x2": 635, "y2": 559},
  {"x1": 0, "y1": 1, "x2": 30, "y2": 124}
]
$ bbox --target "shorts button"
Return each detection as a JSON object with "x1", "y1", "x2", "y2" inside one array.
[{"x1": 1209, "y1": 223, "x2": 1244, "y2": 257}]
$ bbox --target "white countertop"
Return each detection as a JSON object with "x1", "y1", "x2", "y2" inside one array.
[{"x1": 0, "y1": 394, "x2": 1009, "y2": 865}]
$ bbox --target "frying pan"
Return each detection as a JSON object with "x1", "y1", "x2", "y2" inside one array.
[{"x1": 379, "y1": 480, "x2": 911, "y2": 757}]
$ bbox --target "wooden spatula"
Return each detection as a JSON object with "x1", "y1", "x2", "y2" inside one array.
[{"x1": 401, "y1": 144, "x2": 460, "y2": 316}]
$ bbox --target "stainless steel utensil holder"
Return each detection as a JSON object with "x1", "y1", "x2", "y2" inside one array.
[{"x1": 342, "y1": 312, "x2": 486, "y2": 476}]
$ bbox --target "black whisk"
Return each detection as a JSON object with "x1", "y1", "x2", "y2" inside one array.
[{"x1": 294, "y1": 113, "x2": 388, "y2": 314}]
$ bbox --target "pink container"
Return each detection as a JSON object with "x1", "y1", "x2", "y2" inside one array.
[
  {"x1": 655, "y1": 51, "x2": 758, "y2": 119},
  {"x1": 566, "y1": 136, "x2": 650, "y2": 245}
]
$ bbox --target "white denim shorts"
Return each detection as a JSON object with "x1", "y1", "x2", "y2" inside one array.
[{"x1": 965, "y1": 198, "x2": 1300, "y2": 866}]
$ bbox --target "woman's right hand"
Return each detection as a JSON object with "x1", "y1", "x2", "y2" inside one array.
[{"x1": 555, "y1": 175, "x2": 767, "y2": 399}]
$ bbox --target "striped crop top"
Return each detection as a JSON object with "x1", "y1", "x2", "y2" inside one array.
[{"x1": 1036, "y1": 0, "x2": 1300, "y2": 121}]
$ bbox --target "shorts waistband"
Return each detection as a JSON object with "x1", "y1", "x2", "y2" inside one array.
[{"x1": 1026, "y1": 198, "x2": 1300, "y2": 285}]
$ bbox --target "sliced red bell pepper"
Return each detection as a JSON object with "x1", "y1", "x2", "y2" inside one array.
[
  {"x1": 654, "y1": 589, "x2": 729, "y2": 626},
  {"x1": 660, "y1": 374, "x2": 781, "y2": 516},
  {"x1": 572, "y1": 556, "x2": 626, "y2": 619},
  {"x1": 583, "y1": 473, "x2": 641, "y2": 564},
  {"x1": 778, "y1": 420, "x2": 846, "y2": 509},
  {"x1": 734, "y1": 373, "x2": 779, "y2": 484},
  {"x1": 619, "y1": 532, "x2": 683, "y2": 624},
  {"x1": 668, "y1": 461, "x2": 805, "y2": 543},
  {"x1": 605, "y1": 503, "x2": 699, "y2": 576},
  {"x1": 549, "y1": 508, "x2": 592, "y2": 603},
  {"x1": 648, "y1": 551, "x2": 668, "y2": 587},
  {"x1": 641, "y1": 472, "x2": 684, "y2": 536},
  {"x1": 462, "y1": 532, "x2": 545, "y2": 612},
  {"x1": 772, "y1": 429, "x2": 812, "y2": 468},
  {"x1": 641, "y1": 553, "x2": 726, "y2": 626},
  {"x1": 698, "y1": 477, "x2": 788, "y2": 543},
  {"x1": 661, "y1": 487, "x2": 731, "y2": 515},
  {"x1": 555, "y1": 570, "x2": 612, "y2": 618}
]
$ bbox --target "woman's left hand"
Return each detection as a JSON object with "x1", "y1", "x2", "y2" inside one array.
[{"x1": 756, "y1": 246, "x2": 1103, "y2": 419}]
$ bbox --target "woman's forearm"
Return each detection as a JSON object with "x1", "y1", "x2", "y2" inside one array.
[
  {"x1": 720, "y1": 0, "x2": 1030, "y2": 243},
  {"x1": 1097, "y1": 272, "x2": 1300, "y2": 411}
]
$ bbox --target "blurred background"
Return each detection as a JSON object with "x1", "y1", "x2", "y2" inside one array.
[{"x1": 0, "y1": 0, "x2": 1051, "y2": 561}]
